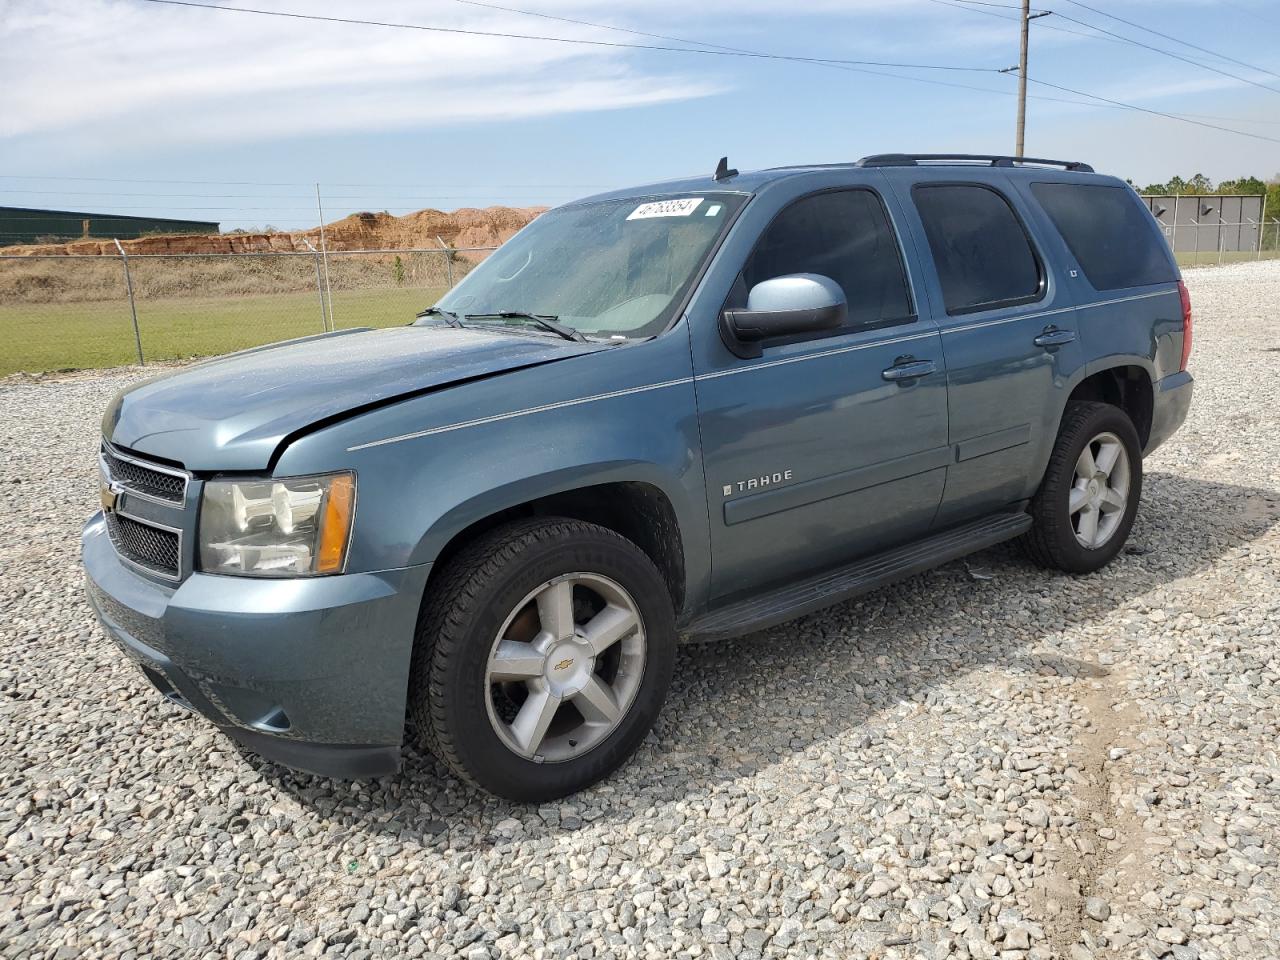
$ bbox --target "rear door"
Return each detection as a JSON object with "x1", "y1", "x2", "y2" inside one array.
[
  {"x1": 691, "y1": 182, "x2": 950, "y2": 600},
  {"x1": 1022, "y1": 180, "x2": 1184, "y2": 388},
  {"x1": 888, "y1": 170, "x2": 1084, "y2": 527}
]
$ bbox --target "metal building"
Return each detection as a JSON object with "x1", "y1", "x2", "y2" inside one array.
[
  {"x1": 1140, "y1": 194, "x2": 1265, "y2": 254},
  {"x1": 0, "y1": 206, "x2": 220, "y2": 246}
]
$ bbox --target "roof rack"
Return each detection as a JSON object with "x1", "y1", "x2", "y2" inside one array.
[{"x1": 856, "y1": 153, "x2": 1094, "y2": 173}]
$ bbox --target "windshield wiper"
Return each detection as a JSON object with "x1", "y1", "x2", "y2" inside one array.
[
  {"x1": 416, "y1": 306, "x2": 463, "y2": 327},
  {"x1": 464, "y1": 311, "x2": 587, "y2": 343}
]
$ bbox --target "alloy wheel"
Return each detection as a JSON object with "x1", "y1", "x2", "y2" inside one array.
[
  {"x1": 484, "y1": 573, "x2": 646, "y2": 763},
  {"x1": 1069, "y1": 430, "x2": 1131, "y2": 549}
]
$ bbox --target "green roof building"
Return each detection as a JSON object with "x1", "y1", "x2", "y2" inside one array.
[{"x1": 0, "y1": 205, "x2": 219, "y2": 246}]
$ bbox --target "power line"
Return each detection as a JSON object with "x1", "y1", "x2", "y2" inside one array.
[
  {"x1": 1047, "y1": 10, "x2": 1280, "y2": 96},
  {"x1": 447, "y1": 0, "x2": 1143, "y2": 117},
  {"x1": 0, "y1": 190, "x2": 587, "y2": 200},
  {"x1": 1217, "y1": 0, "x2": 1280, "y2": 29},
  {"x1": 920, "y1": 0, "x2": 1019, "y2": 24},
  {"x1": 736, "y1": 0, "x2": 1280, "y2": 141},
  {"x1": 451, "y1": 0, "x2": 1121, "y2": 115},
  {"x1": 134, "y1": 0, "x2": 1001, "y2": 73},
  {"x1": 137, "y1": 0, "x2": 1280, "y2": 149},
  {"x1": 471, "y1": 0, "x2": 1280, "y2": 145},
  {"x1": 36, "y1": 0, "x2": 1280, "y2": 174},
  {"x1": 0, "y1": 174, "x2": 612, "y2": 188},
  {"x1": 446, "y1": 0, "x2": 739, "y2": 52},
  {"x1": 943, "y1": 0, "x2": 1280, "y2": 109},
  {"x1": 1056, "y1": 0, "x2": 1280, "y2": 82},
  {"x1": 942, "y1": 0, "x2": 1029, "y2": 9},
  {"x1": 446, "y1": 0, "x2": 1032, "y2": 100},
  {"x1": 1174, "y1": 112, "x2": 1280, "y2": 127},
  {"x1": 0, "y1": 206, "x2": 539, "y2": 213},
  {"x1": 922, "y1": 0, "x2": 1161, "y2": 53},
  {"x1": 1024, "y1": 76, "x2": 1280, "y2": 144}
]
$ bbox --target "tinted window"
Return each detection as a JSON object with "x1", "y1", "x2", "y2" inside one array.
[
  {"x1": 912, "y1": 184, "x2": 1042, "y2": 314},
  {"x1": 1031, "y1": 182, "x2": 1176, "y2": 290},
  {"x1": 741, "y1": 189, "x2": 913, "y2": 330}
]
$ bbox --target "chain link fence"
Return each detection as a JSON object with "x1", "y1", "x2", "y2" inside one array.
[
  {"x1": 0, "y1": 247, "x2": 495, "y2": 376},
  {"x1": 1171, "y1": 218, "x2": 1280, "y2": 268},
  {"x1": 5, "y1": 213, "x2": 1280, "y2": 377}
]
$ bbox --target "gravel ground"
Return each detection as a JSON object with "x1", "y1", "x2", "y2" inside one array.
[{"x1": 2, "y1": 261, "x2": 1278, "y2": 960}]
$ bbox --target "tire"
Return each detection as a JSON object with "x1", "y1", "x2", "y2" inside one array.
[
  {"x1": 1022, "y1": 401, "x2": 1143, "y2": 574},
  {"x1": 410, "y1": 517, "x2": 676, "y2": 802}
]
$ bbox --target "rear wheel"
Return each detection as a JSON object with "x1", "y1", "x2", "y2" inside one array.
[
  {"x1": 410, "y1": 517, "x2": 676, "y2": 802},
  {"x1": 1023, "y1": 401, "x2": 1143, "y2": 574}
]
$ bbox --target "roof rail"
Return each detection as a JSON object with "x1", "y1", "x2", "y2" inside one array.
[{"x1": 856, "y1": 153, "x2": 1095, "y2": 174}]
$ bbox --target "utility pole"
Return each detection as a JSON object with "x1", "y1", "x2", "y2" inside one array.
[
  {"x1": 1016, "y1": 0, "x2": 1030, "y2": 158},
  {"x1": 315, "y1": 183, "x2": 336, "y2": 331},
  {"x1": 1014, "y1": 3, "x2": 1051, "y2": 157}
]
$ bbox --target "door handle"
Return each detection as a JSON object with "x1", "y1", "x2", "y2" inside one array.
[
  {"x1": 881, "y1": 358, "x2": 937, "y2": 382},
  {"x1": 1033, "y1": 326, "x2": 1077, "y2": 348}
]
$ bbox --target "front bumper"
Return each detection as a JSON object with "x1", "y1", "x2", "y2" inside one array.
[
  {"x1": 1144, "y1": 369, "x2": 1194, "y2": 455},
  {"x1": 82, "y1": 513, "x2": 432, "y2": 778}
]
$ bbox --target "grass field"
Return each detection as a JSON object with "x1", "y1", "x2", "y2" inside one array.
[
  {"x1": 0, "y1": 286, "x2": 444, "y2": 376},
  {"x1": 4, "y1": 247, "x2": 1278, "y2": 377}
]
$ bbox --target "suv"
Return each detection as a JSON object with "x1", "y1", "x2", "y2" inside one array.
[{"x1": 83, "y1": 154, "x2": 1193, "y2": 801}]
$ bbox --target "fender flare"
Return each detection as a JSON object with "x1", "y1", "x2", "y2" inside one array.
[
  {"x1": 408, "y1": 459, "x2": 696, "y2": 571},
  {"x1": 1053, "y1": 355, "x2": 1155, "y2": 428}
]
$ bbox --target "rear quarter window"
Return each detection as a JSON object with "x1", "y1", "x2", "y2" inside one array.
[{"x1": 1030, "y1": 182, "x2": 1176, "y2": 291}]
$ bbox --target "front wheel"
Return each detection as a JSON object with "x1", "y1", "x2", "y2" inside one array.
[
  {"x1": 1023, "y1": 401, "x2": 1143, "y2": 574},
  {"x1": 410, "y1": 518, "x2": 676, "y2": 802}
]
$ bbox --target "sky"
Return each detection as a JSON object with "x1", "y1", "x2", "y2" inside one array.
[{"x1": 1, "y1": 0, "x2": 1278, "y2": 231}]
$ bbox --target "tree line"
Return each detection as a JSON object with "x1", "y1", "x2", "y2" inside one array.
[{"x1": 1133, "y1": 173, "x2": 1279, "y2": 215}]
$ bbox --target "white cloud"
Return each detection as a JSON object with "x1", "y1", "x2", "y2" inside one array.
[
  {"x1": 3, "y1": 0, "x2": 1261, "y2": 186},
  {"x1": 0, "y1": 0, "x2": 732, "y2": 146},
  {"x1": 0, "y1": 0, "x2": 1114, "y2": 152}
]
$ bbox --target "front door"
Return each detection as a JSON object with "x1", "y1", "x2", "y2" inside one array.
[{"x1": 693, "y1": 186, "x2": 950, "y2": 600}]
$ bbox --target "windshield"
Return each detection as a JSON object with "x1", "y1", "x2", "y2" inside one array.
[{"x1": 428, "y1": 194, "x2": 747, "y2": 340}]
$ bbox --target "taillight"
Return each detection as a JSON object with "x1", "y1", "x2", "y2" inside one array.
[{"x1": 1177, "y1": 279, "x2": 1193, "y2": 371}]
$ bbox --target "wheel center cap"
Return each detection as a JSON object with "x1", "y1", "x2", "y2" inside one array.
[
  {"x1": 1087, "y1": 479, "x2": 1101, "y2": 500},
  {"x1": 544, "y1": 640, "x2": 592, "y2": 696}
]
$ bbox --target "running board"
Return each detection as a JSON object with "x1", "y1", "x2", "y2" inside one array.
[{"x1": 681, "y1": 511, "x2": 1032, "y2": 642}]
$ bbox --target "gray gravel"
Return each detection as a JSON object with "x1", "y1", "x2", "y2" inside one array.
[{"x1": 2, "y1": 260, "x2": 1279, "y2": 960}]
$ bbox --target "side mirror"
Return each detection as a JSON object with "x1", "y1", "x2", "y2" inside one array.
[{"x1": 721, "y1": 274, "x2": 848, "y2": 358}]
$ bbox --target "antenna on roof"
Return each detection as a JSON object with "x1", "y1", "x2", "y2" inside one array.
[{"x1": 713, "y1": 156, "x2": 738, "y2": 182}]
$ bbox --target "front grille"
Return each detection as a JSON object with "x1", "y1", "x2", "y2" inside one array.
[
  {"x1": 101, "y1": 444, "x2": 187, "y2": 503},
  {"x1": 106, "y1": 511, "x2": 181, "y2": 578}
]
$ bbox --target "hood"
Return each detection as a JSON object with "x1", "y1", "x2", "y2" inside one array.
[{"x1": 103, "y1": 326, "x2": 608, "y2": 471}]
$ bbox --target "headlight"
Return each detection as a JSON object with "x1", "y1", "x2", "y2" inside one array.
[{"x1": 199, "y1": 472, "x2": 355, "y2": 577}]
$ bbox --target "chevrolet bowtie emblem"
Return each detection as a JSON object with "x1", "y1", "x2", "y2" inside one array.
[
  {"x1": 554, "y1": 658, "x2": 574, "y2": 672},
  {"x1": 101, "y1": 481, "x2": 123, "y2": 513}
]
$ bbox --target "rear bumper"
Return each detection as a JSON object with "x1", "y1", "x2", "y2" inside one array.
[
  {"x1": 82, "y1": 513, "x2": 432, "y2": 778},
  {"x1": 1145, "y1": 369, "x2": 1193, "y2": 455}
]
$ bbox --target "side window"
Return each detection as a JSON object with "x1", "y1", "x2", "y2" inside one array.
[
  {"x1": 1031, "y1": 181, "x2": 1177, "y2": 290},
  {"x1": 740, "y1": 189, "x2": 914, "y2": 332},
  {"x1": 912, "y1": 184, "x2": 1042, "y2": 315}
]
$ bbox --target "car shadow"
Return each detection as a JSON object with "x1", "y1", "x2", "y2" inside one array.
[{"x1": 248, "y1": 471, "x2": 1278, "y2": 845}]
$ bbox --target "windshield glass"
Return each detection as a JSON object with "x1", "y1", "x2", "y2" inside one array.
[{"x1": 428, "y1": 194, "x2": 746, "y2": 339}]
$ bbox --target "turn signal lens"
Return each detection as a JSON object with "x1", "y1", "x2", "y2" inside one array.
[{"x1": 316, "y1": 474, "x2": 355, "y2": 574}]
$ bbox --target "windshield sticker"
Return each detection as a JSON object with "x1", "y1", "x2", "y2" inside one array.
[
  {"x1": 627, "y1": 198, "x2": 704, "y2": 220},
  {"x1": 705, "y1": 204, "x2": 722, "y2": 217}
]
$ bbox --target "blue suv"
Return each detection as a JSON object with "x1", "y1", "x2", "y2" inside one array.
[{"x1": 83, "y1": 153, "x2": 1193, "y2": 800}]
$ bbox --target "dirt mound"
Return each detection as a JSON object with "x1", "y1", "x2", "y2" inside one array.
[{"x1": 0, "y1": 205, "x2": 546, "y2": 257}]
